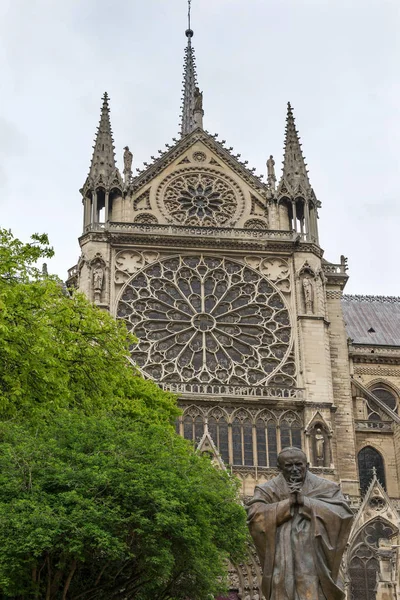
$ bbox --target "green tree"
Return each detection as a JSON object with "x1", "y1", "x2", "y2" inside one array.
[{"x1": 0, "y1": 230, "x2": 247, "y2": 599}]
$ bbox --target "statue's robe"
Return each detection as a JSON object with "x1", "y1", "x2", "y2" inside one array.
[{"x1": 247, "y1": 472, "x2": 353, "y2": 600}]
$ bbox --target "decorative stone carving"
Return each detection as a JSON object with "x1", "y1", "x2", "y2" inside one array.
[
  {"x1": 250, "y1": 195, "x2": 266, "y2": 216},
  {"x1": 302, "y1": 276, "x2": 314, "y2": 314},
  {"x1": 194, "y1": 86, "x2": 203, "y2": 112},
  {"x1": 243, "y1": 219, "x2": 268, "y2": 230},
  {"x1": 133, "y1": 189, "x2": 151, "y2": 211},
  {"x1": 157, "y1": 169, "x2": 245, "y2": 227},
  {"x1": 90, "y1": 254, "x2": 106, "y2": 304},
  {"x1": 123, "y1": 146, "x2": 133, "y2": 180},
  {"x1": 117, "y1": 255, "x2": 293, "y2": 386},
  {"x1": 259, "y1": 257, "x2": 290, "y2": 293},
  {"x1": 114, "y1": 249, "x2": 160, "y2": 284},
  {"x1": 266, "y1": 155, "x2": 276, "y2": 190},
  {"x1": 192, "y1": 151, "x2": 206, "y2": 162},
  {"x1": 133, "y1": 213, "x2": 158, "y2": 224}
]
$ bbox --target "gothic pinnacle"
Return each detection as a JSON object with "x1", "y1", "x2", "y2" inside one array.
[
  {"x1": 278, "y1": 102, "x2": 314, "y2": 197},
  {"x1": 180, "y1": 0, "x2": 203, "y2": 135},
  {"x1": 86, "y1": 92, "x2": 118, "y2": 186}
]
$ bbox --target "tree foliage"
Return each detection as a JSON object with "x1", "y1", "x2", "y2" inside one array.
[{"x1": 0, "y1": 230, "x2": 247, "y2": 599}]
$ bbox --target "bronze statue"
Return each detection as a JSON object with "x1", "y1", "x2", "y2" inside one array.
[{"x1": 247, "y1": 447, "x2": 353, "y2": 600}]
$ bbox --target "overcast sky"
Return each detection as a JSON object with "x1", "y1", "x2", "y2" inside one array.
[{"x1": 1, "y1": 0, "x2": 399, "y2": 294}]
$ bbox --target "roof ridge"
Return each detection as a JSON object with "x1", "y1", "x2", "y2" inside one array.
[{"x1": 342, "y1": 294, "x2": 400, "y2": 303}]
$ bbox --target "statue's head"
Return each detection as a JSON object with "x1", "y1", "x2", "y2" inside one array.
[{"x1": 277, "y1": 447, "x2": 308, "y2": 485}]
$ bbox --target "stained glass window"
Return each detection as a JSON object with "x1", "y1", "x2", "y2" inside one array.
[
  {"x1": 371, "y1": 386, "x2": 397, "y2": 412},
  {"x1": 117, "y1": 256, "x2": 294, "y2": 387},
  {"x1": 358, "y1": 447, "x2": 386, "y2": 495},
  {"x1": 349, "y1": 520, "x2": 396, "y2": 600}
]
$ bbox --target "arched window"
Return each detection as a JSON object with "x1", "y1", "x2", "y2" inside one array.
[
  {"x1": 232, "y1": 416, "x2": 253, "y2": 466},
  {"x1": 358, "y1": 446, "x2": 386, "y2": 495},
  {"x1": 183, "y1": 412, "x2": 204, "y2": 443},
  {"x1": 349, "y1": 520, "x2": 396, "y2": 600},
  {"x1": 371, "y1": 385, "x2": 398, "y2": 412},
  {"x1": 280, "y1": 413, "x2": 302, "y2": 450},
  {"x1": 256, "y1": 414, "x2": 278, "y2": 467},
  {"x1": 208, "y1": 414, "x2": 229, "y2": 464}
]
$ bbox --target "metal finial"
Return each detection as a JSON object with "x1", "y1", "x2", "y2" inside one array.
[{"x1": 186, "y1": 0, "x2": 193, "y2": 37}]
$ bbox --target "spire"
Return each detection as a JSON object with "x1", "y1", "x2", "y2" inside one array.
[
  {"x1": 278, "y1": 103, "x2": 313, "y2": 197},
  {"x1": 87, "y1": 92, "x2": 117, "y2": 185},
  {"x1": 180, "y1": 1, "x2": 203, "y2": 135}
]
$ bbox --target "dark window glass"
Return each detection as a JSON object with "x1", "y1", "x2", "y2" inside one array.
[
  {"x1": 372, "y1": 387, "x2": 397, "y2": 411},
  {"x1": 194, "y1": 416, "x2": 204, "y2": 442},
  {"x1": 267, "y1": 423, "x2": 277, "y2": 467},
  {"x1": 243, "y1": 421, "x2": 254, "y2": 466},
  {"x1": 280, "y1": 421, "x2": 291, "y2": 448},
  {"x1": 175, "y1": 418, "x2": 180, "y2": 435},
  {"x1": 232, "y1": 419, "x2": 242, "y2": 465},
  {"x1": 183, "y1": 416, "x2": 193, "y2": 441},
  {"x1": 208, "y1": 416, "x2": 229, "y2": 464},
  {"x1": 219, "y1": 420, "x2": 229, "y2": 464},
  {"x1": 349, "y1": 549, "x2": 379, "y2": 600},
  {"x1": 256, "y1": 420, "x2": 267, "y2": 467},
  {"x1": 368, "y1": 412, "x2": 381, "y2": 422},
  {"x1": 291, "y1": 425, "x2": 302, "y2": 449},
  {"x1": 208, "y1": 417, "x2": 218, "y2": 444},
  {"x1": 358, "y1": 446, "x2": 386, "y2": 494}
]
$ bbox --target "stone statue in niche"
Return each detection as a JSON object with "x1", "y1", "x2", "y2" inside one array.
[
  {"x1": 315, "y1": 428, "x2": 325, "y2": 465},
  {"x1": 247, "y1": 447, "x2": 353, "y2": 600},
  {"x1": 302, "y1": 276, "x2": 314, "y2": 314},
  {"x1": 92, "y1": 264, "x2": 104, "y2": 303}
]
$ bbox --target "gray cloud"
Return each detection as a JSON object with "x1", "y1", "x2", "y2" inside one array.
[{"x1": 0, "y1": 0, "x2": 399, "y2": 294}]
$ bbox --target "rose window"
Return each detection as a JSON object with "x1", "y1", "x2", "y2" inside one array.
[
  {"x1": 159, "y1": 172, "x2": 241, "y2": 226},
  {"x1": 117, "y1": 256, "x2": 294, "y2": 386}
]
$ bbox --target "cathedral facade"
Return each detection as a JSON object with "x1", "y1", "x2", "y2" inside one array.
[{"x1": 67, "y1": 25, "x2": 400, "y2": 600}]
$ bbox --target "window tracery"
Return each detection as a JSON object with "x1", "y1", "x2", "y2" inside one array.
[
  {"x1": 179, "y1": 407, "x2": 302, "y2": 467},
  {"x1": 370, "y1": 385, "x2": 398, "y2": 412},
  {"x1": 349, "y1": 520, "x2": 396, "y2": 600},
  {"x1": 117, "y1": 256, "x2": 294, "y2": 387},
  {"x1": 157, "y1": 170, "x2": 245, "y2": 227}
]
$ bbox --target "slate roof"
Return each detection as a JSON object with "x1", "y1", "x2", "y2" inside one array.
[{"x1": 342, "y1": 295, "x2": 400, "y2": 346}]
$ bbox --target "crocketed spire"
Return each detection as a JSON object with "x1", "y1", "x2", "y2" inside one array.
[
  {"x1": 277, "y1": 102, "x2": 314, "y2": 198},
  {"x1": 86, "y1": 92, "x2": 117, "y2": 186},
  {"x1": 180, "y1": 29, "x2": 199, "y2": 136}
]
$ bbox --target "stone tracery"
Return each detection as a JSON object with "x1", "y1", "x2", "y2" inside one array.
[
  {"x1": 117, "y1": 255, "x2": 294, "y2": 386},
  {"x1": 158, "y1": 170, "x2": 244, "y2": 226}
]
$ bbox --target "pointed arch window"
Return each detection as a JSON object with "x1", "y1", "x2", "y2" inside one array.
[
  {"x1": 256, "y1": 413, "x2": 278, "y2": 467},
  {"x1": 232, "y1": 416, "x2": 253, "y2": 466},
  {"x1": 208, "y1": 415, "x2": 229, "y2": 464},
  {"x1": 349, "y1": 520, "x2": 396, "y2": 600},
  {"x1": 183, "y1": 413, "x2": 204, "y2": 443},
  {"x1": 358, "y1": 446, "x2": 386, "y2": 495},
  {"x1": 280, "y1": 412, "x2": 302, "y2": 450}
]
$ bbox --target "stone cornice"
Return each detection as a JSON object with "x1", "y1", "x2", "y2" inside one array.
[
  {"x1": 349, "y1": 344, "x2": 400, "y2": 365},
  {"x1": 79, "y1": 223, "x2": 324, "y2": 257}
]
